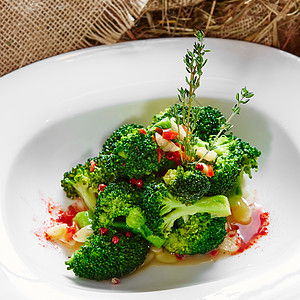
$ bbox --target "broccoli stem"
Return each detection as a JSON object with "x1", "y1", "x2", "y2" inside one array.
[{"x1": 162, "y1": 195, "x2": 231, "y2": 231}]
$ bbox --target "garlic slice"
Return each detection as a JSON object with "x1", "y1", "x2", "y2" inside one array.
[
  {"x1": 46, "y1": 224, "x2": 67, "y2": 239},
  {"x1": 73, "y1": 225, "x2": 93, "y2": 243},
  {"x1": 170, "y1": 118, "x2": 186, "y2": 140},
  {"x1": 195, "y1": 147, "x2": 217, "y2": 161}
]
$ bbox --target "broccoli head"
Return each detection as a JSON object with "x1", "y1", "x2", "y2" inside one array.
[
  {"x1": 102, "y1": 124, "x2": 143, "y2": 155},
  {"x1": 92, "y1": 181, "x2": 166, "y2": 248},
  {"x1": 194, "y1": 105, "x2": 226, "y2": 141},
  {"x1": 102, "y1": 125, "x2": 167, "y2": 179},
  {"x1": 140, "y1": 182, "x2": 231, "y2": 242},
  {"x1": 193, "y1": 134, "x2": 261, "y2": 196},
  {"x1": 163, "y1": 213, "x2": 227, "y2": 255},
  {"x1": 92, "y1": 181, "x2": 140, "y2": 228},
  {"x1": 163, "y1": 166, "x2": 211, "y2": 204},
  {"x1": 66, "y1": 229, "x2": 150, "y2": 281},
  {"x1": 61, "y1": 154, "x2": 115, "y2": 211}
]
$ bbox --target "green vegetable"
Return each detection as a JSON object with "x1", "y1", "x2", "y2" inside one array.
[
  {"x1": 66, "y1": 229, "x2": 150, "y2": 281},
  {"x1": 201, "y1": 134, "x2": 261, "y2": 196},
  {"x1": 60, "y1": 155, "x2": 115, "y2": 210},
  {"x1": 139, "y1": 182, "x2": 230, "y2": 241},
  {"x1": 164, "y1": 213, "x2": 227, "y2": 255},
  {"x1": 103, "y1": 125, "x2": 168, "y2": 179},
  {"x1": 163, "y1": 166, "x2": 210, "y2": 204},
  {"x1": 60, "y1": 30, "x2": 262, "y2": 282},
  {"x1": 73, "y1": 210, "x2": 95, "y2": 228}
]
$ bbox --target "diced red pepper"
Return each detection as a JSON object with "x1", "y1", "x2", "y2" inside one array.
[
  {"x1": 166, "y1": 151, "x2": 182, "y2": 166},
  {"x1": 162, "y1": 128, "x2": 178, "y2": 140},
  {"x1": 139, "y1": 128, "x2": 147, "y2": 135},
  {"x1": 195, "y1": 163, "x2": 204, "y2": 171},
  {"x1": 157, "y1": 147, "x2": 164, "y2": 163},
  {"x1": 207, "y1": 165, "x2": 214, "y2": 177},
  {"x1": 90, "y1": 160, "x2": 96, "y2": 172},
  {"x1": 155, "y1": 127, "x2": 163, "y2": 135}
]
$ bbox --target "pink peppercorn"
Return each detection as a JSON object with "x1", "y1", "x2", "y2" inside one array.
[
  {"x1": 98, "y1": 184, "x2": 106, "y2": 192},
  {"x1": 99, "y1": 228, "x2": 107, "y2": 235},
  {"x1": 112, "y1": 235, "x2": 119, "y2": 244}
]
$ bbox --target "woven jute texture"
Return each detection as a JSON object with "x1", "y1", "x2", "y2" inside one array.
[{"x1": 0, "y1": 0, "x2": 146, "y2": 77}]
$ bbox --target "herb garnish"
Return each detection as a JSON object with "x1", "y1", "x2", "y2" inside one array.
[{"x1": 177, "y1": 31, "x2": 254, "y2": 165}]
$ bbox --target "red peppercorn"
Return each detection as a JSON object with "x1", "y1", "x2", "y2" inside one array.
[
  {"x1": 175, "y1": 253, "x2": 184, "y2": 260},
  {"x1": 98, "y1": 184, "x2": 106, "y2": 192},
  {"x1": 135, "y1": 179, "x2": 143, "y2": 188},
  {"x1": 129, "y1": 178, "x2": 143, "y2": 188},
  {"x1": 99, "y1": 228, "x2": 108, "y2": 235},
  {"x1": 125, "y1": 231, "x2": 133, "y2": 238},
  {"x1": 112, "y1": 235, "x2": 119, "y2": 244}
]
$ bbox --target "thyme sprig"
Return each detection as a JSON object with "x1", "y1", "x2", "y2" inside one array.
[
  {"x1": 197, "y1": 87, "x2": 254, "y2": 163},
  {"x1": 177, "y1": 31, "x2": 210, "y2": 164}
]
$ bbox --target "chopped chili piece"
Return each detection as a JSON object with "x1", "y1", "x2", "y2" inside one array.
[
  {"x1": 90, "y1": 160, "x2": 96, "y2": 172},
  {"x1": 207, "y1": 165, "x2": 214, "y2": 177},
  {"x1": 195, "y1": 163, "x2": 204, "y2": 171},
  {"x1": 139, "y1": 128, "x2": 147, "y2": 135},
  {"x1": 162, "y1": 128, "x2": 178, "y2": 140},
  {"x1": 157, "y1": 147, "x2": 164, "y2": 163},
  {"x1": 155, "y1": 127, "x2": 163, "y2": 135}
]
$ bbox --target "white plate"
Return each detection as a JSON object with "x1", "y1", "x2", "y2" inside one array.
[{"x1": 1, "y1": 37, "x2": 300, "y2": 300}]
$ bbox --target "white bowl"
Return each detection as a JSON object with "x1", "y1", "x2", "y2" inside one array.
[{"x1": 1, "y1": 38, "x2": 300, "y2": 299}]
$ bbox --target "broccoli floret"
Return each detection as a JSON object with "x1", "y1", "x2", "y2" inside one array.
[
  {"x1": 66, "y1": 229, "x2": 150, "y2": 281},
  {"x1": 150, "y1": 104, "x2": 226, "y2": 142},
  {"x1": 140, "y1": 182, "x2": 231, "y2": 241},
  {"x1": 92, "y1": 181, "x2": 140, "y2": 228},
  {"x1": 194, "y1": 134, "x2": 261, "y2": 196},
  {"x1": 194, "y1": 106, "x2": 226, "y2": 141},
  {"x1": 102, "y1": 125, "x2": 167, "y2": 179},
  {"x1": 163, "y1": 213, "x2": 227, "y2": 255},
  {"x1": 92, "y1": 181, "x2": 166, "y2": 248},
  {"x1": 102, "y1": 124, "x2": 143, "y2": 155},
  {"x1": 163, "y1": 166, "x2": 210, "y2": 204},
  {"x1": 61, "y1": 155, "x2": 115, "y2": 210}
]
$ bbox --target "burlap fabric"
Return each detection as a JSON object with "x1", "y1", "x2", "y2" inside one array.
[
  {"x1": 1, "y1": 0, "x2": 299, "y2": 77},
  {"x1": 0, "y1": 0, "x2": 147, "y2": 77}
]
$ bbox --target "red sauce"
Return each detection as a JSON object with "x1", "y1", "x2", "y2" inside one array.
[
  {"x1": 34, "y1": 196, "x2": 86, "y2": 249},
  {"x1": 229, "y1": 204, "x2": 270, "y2": 254}
]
